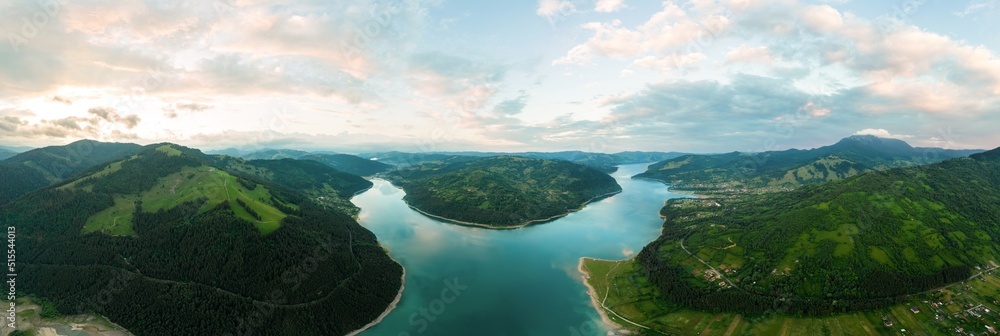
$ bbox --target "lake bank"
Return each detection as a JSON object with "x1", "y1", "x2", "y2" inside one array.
[
  {"x1": 352, "y1": 164, "x2": 686, "y2": 335},
  {"x1": 401, "y1": 188, "x2": 624, "y2": 230}
]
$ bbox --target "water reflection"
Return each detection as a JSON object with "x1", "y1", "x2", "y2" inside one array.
[{"x1": 353, "y1": 163, "x2": 686, "y2": 336}]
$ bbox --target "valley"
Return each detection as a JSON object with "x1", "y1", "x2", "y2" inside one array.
[{"x1": 2, "y1": 137, "x2": 996, "y2": 336}]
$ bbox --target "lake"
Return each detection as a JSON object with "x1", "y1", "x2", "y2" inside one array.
[{"x1": 352, "y1": 163, "x2": 686, "y2": 336}]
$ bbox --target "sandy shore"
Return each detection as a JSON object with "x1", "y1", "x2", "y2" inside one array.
[
  {"x1": 577, "y1": 258, "x2": 625, "y2": 332},
  {"x1": 345, "y1": 254, "x2": 406, "y2": 336}
]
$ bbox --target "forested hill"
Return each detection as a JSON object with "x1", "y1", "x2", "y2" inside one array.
[
  {"x1": 636, "y1": 146, "x2": 1000, "y2": 316},
  {"x1": 385, "y1": 156, "x2": 622, "y2": 228},
  {"x1": 240, "y1": 149, "x2": 312, "y2": 160},
  {"x1": 219, "y1": 157, "x2": 375, "y2": 215},
  {"x1": 635, "y1": 135, "x2": 982, "y2": 194},
  {"x1": 7, "y1": 143, "x2": 403, "y2": 335},
  {"x1": 366, "y1": 150, "x2": 686, "y2": 173},
  {"x1": 0, "y1": 140, "x2": 142, "y2": 204},
  {"x1": 300, "y1": 153, "x2": 393, "y2": 176}
]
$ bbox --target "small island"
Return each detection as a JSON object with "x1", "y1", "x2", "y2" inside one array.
[{"x1": 385, "y1": 156, "x2": 622, "y2": 228}]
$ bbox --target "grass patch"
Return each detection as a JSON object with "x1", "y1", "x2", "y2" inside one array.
[
  {"x1": 83, "y1": 195, "x2": 137, "y2": 236},
  {"x1": 155, "y1": 144, "x2": 182, "y2": 156},
  {"x1": 82, "y1": 165, "x2": 292, "y2": 235},
  {"x1": 582, "y1": 257, "x2": 1000, "y2": 336}
]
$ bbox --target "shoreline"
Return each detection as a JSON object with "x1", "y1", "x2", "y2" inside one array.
[
  {"x1": 351, "y1": 183, "x2": 375, "y2": 197},
  {"x1": 578, "y1": 258, "x2": 623, "y2": 332},
  {"x1": 345, "y1": 254, "x2": 406, "y2": 336},
  {"x1": 630, "y1": 176, "x2": 704, "y2": 199},
  {"x1": 401, "y1": 188, "x2": 624, "y2": 230},
  {"x1": 346, "y1": 186, "x2": 406, "y2": 336}
]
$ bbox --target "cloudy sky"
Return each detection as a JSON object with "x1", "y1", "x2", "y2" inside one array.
[{"x1": 1, "y1": 0, "x2": 999, "y2": 153}]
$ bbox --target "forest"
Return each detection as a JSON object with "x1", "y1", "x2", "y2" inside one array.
[
  {"x1": 0, "y1": 140, "x2": 141, "y2": 204},
  {"x1": 4, "y1": 144, "x2": 403, "y2": 335},
  {"x1": 636, "y1": 147, "x2": 1000, "y2": 316},
  {"x1": 635, "y1": 135, "x2": 982, "y2": 194}
]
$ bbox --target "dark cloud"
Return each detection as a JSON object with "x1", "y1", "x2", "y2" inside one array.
[
  {"x1": 86, "y1": 106, "x2": 142, "y2": 129},
  {"x1": 49, "y1": 117, "x2": 86, "y2": 131},
  {"x1": 88, "y1": 107, "x2": 114, "y2": 121},
  {"x1": 0, "y1": 116, "x2": 24, "y2": 132},
  {"x1": 493, "y1": 94, "x2": 528, "y2": 115},
  {"x1": 52, "y1": 96, "x2": 73, "y2": 105},
  {"x1": 119, "y1": 115, "x2": 141, "y2": 129},
  {"x1": 176, "y1": 103, "x2": 212, "y2": 111}
]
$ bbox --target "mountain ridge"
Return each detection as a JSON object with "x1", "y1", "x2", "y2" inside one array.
[{"x1": 635, "y1": 135, "x2": 982, "y2": 194}]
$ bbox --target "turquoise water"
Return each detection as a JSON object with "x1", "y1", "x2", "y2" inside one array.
[{"x1": 353, "y1": 163, "x2": 685, "y2": 336}]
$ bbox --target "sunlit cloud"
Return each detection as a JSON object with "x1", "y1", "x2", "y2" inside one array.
[{"x1": 0, "y1": 0, "x2": 997, "y2": 152}]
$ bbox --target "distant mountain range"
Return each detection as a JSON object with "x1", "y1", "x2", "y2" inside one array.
[
  {"x1": 0, "y1": 148, "x2": 18, "y2": 160},
  {"x1": 362, "y1": 150, "x2": 688, "y2": 173},
  {"x1": 0, "y1": 140, "x2": 143, "y2": 204},
  {"x1": 300, "y1": 153, "x2": 393, "y2": 176},
  {"x1": 635, "y1": 135, "x2": 982, "y2": 194}
]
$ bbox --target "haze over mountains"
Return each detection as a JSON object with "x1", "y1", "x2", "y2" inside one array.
[{"x1": 636, "y1": 135, "x2": 983, "y2": 194}]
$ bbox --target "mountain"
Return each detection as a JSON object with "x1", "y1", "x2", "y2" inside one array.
[
  {"x1": 218, "y1": 156, "x2": 375, "y2": 215},
  {"x1": 8, "y1": 143, "x2": 403, "y2": 335},
  {"x1": 359, "y1": 151, "x2": 467, "y2": 167},
  {"x1": 635, "y1": 135, "x2": 982, "y2": 194},
  {"x1": 241, "y1": 149, "x2": 312, "y2": 160},
  {"x1": 361, "y1": 150, "x2": 687, "y2": 173},
  {"x1": 0, "y1": 140, "x2": 143, "y2": 204},
  {"x1": 205, "y1": 147, "x2": 249, "y2": 157},
  {"x1": 635, "y1": 146, "x2": 1000, "y2": 316},
  {"x1": 300, "y1": 153, "x2": 393, "y2": 176},
  {"x1": 385, "y1": 156, "x2": 622, "y2": 228},
  {"x1": 510, "y1": 151, "x2": 687, "y2": 173},
  {"x1": 0, "y1": 148, "x2": 16, "y2": 160}
]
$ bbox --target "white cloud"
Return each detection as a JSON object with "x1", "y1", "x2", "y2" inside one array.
[
  {"x1": 954, "y1": 0, "x2": 1000, "y2": 17},
  {"x1": 800, "y1": 5, "x2": 843, "y2": 31},
  {"x1": 553, "y1": 2, "x2": 726, "y2": 66},
  {"x1": 854, "y1": 128, "x2": 913, "y2": 139},
  {"x1": 632, "y1": 53, "x2": 708, "y2": 74},
  {"x1": 536, "y1": 0, "x2": 576, "y2": 20},
  {"x1": 595, "y1": 0, "x2": 626, "y2": 13},
  {"x1": 725, "y1": 45, "x2": 774, "y2": 64}
]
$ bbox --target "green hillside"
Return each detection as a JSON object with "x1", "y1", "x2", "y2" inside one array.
[
  {"x1": 0, "y1": 140, "x2": 142, "y2": 204},
  {"x1": 220, "y1": 157, "x2": 374, "y2": 216},
  {"x1": 385, "y1": 156, "x2": 622, "y2": 228},
  {"x1": 6, "y1": 143, "x2": 403, "y2": 335},
  {"x1": 635, "y1": 135, "x2": 981, "y2": 194},
  {"x1": 300, "y1": 153, "x2": 393, "y2": 176},
  {"x1": 372, "y1": 150, "x2": 687, "y2": 173},
  {"x1": 241, "y1": 149, "x2": 312, "y2": 160},
  {"x1": 631, "y1": 146, "x2": 1000, "y2": 317}
]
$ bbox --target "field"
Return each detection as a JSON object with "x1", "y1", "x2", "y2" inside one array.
[
  {"x1": 77, "y1": 165, "x2": 294, "y2": 235},
  {"x1": 82, "y1": 195, "x2": 137, "y2": 236},
  {"x1": 583, "y1": 258, "x2": 1000, "y2": 336}
]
